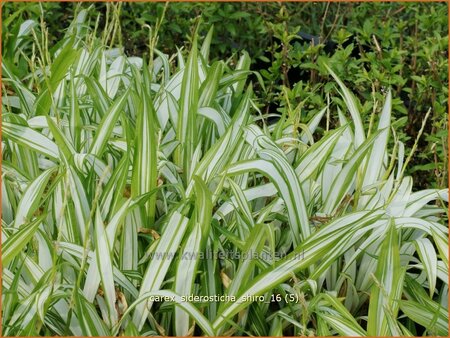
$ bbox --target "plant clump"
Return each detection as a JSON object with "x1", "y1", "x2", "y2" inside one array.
[{"x1": 1, "y1": 7, "x2": 448, "y2": 337}]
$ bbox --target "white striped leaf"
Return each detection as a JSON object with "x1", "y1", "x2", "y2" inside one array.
[
  {"x1": 213, "y1": 211, "x2": 381, "y2": 332},
  {"x1": 14, "y1": 167, "x2": 58, "y2": 228},
  {"x1": 325, "y1": 64, "x2": 365, "y2": 148},
  {"x1": 367, "y1": 221, "x2": 404, "y2": 336},
  {"x1": 174, "y1": 37, "x2": 199, "y2": 182},
  {"x1": 131, "y1": 86, "x2": 158, "y2": 226},
  {"x1": 3, "y1": 122, "x2": 59, "y2": 161},
  {"x1": 94, "y1": 208, "x2": 117, "y2": 327},
  {"x1": 118, "y1": 290, "x2": 214, "y2": 336},
  {"x1": 414, "y1": 238, "x2": 438, "y2": 296},
  {"x1": 89, "y1": 89, "x2": 130, "y2": 157},
  {"x1": 132, "y1": 211, "x2": 190, "y2": 330},
  {"x1": 323, "y1": 129, "x2": 383, "y2": 214},
  {"x1": 3, "y1": 216, "x2": 44, "y2": 265},
  {"x1": 225, "y1": 156, "x2": 309, "y2": 246}
]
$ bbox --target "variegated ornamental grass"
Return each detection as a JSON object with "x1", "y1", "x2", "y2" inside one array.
[{"x1": 2, "y1": 12, "x2": 448, "y2": 336}]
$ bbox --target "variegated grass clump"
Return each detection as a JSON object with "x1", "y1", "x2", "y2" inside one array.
[{"x1": 2, "y1": 12, "x2": 448, "y2": 336}]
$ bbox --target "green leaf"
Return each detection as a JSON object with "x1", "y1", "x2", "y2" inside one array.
[
  {"x1": 118, "y1": 290, "x2": 215, "y2": 336},
  {"x1": 226, "y1": 223, "x2": 267, "y2": 298},
  {"x1": 199, "y1": 61, "x2": 224, "y2": 107},
  {"x1": 174, "y1": 176, "x2": 212, "y2": 335},
  {"x1": 74, "y1": 290, "x2": 110, "y2": 336},
  {"x1": 324, "y1": 64, "x2": 365, "y2": 147},
  {"x1": 50, "y1": 39, "x2": 80, "y2": 86},
  {"x1": 174, "y1": 222, "x2": 202, "y2": 335},
  {"x1": 213, "y1": 211, "x2": 382, "y2": 333},
  {"x1": 46, "y1": 116, "x2": 76, "y2": 163},
  {"x1": 94, "y1": 208, "x2": 117, "y2": 327},
  {"x1": 317, "y1": 293, "x2": 367, "y2": 336},
  {"x1": 3, "y1": 216, "x2": 45, "y2": 265},
  {"x1": 89, "y1": 89, "x2": 130, "y2": 157},
  {"x1": 296, "y1": 126, "x2": 347, "y2": 181},
  {"x1": 14, "y1": 167, "x2": 58, "y2": 228},
  {"x1": 34, "y1": 40, "x2": 80, "y2": 116},
  {"x1": 132, "y1": 210, "x2": 190, "y2": 330},
  {"x1": 200, "y1": 25, "x2": 214, "y2": 61},
  {"x1": 323, "y1": 129, "x2": 383, "y2": 214},
  {"x1": 367, "y1": 220, "x2": 404, "y2": 336},
  {"x1": 226, "y1": 155, "x2": 309, "y2": 246},
  {"x1": 174, "y1": 36, "x2": 199, "y2": 183},
  {"x1": 69, "y1": 74, "x2": 82, "y2": 150},
  {"x1": 3, "y1": 122, "x2": 59, "y2": 161},
  {"x1": 131, "y1": 81, "x2": 158, "y2": 226},
  {"x1": 362, "y1": 90, "x2": 391, "y2": 188},
  {"x1": 414, "y1": 238, "x2": 438, "y2": 296},
  {"x1": 400, "y1": 300, "x2": 448, "y2": 336},
  {"x1": 233, "y1": 51, "x2": 251, "y2": 97},
  {"x1": 190, "y1": 86, "x2": 252, "y2": 190}
]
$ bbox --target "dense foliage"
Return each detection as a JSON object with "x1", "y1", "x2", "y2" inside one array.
[
  {"x1": 2, "y1": 2, "x2": 448, "y2": 189},
  {"x1": 1, "y1": 2, "x2": 448, "y2": 337}
]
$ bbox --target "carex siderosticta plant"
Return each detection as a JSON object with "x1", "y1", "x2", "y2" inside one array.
[{"x1": 2, "y1": 9, "x2": 448, "y2": 337}]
